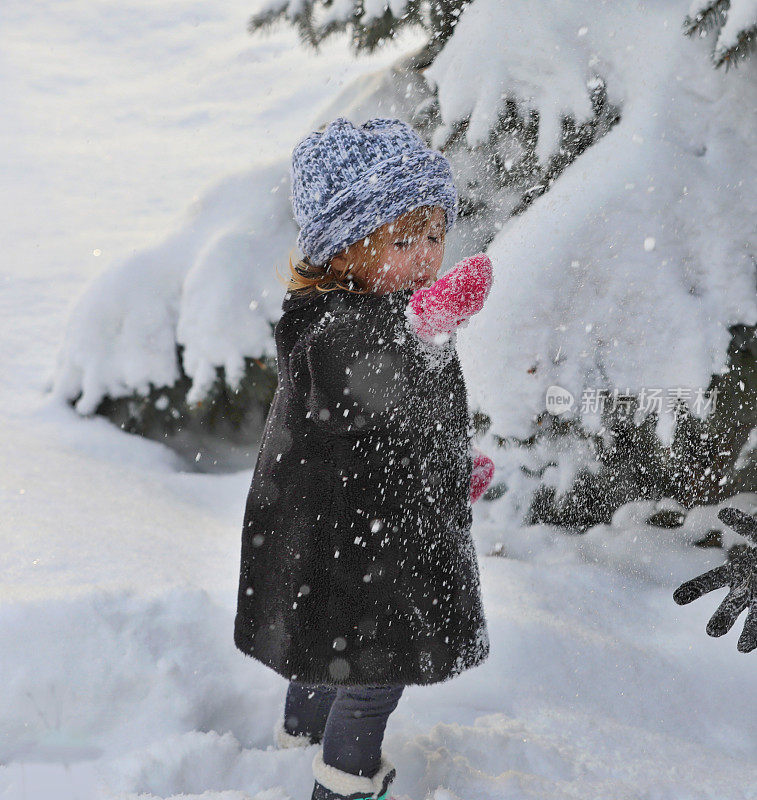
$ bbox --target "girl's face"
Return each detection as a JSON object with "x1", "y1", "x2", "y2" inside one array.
[{"x1": 363, "y1": 207, "x2": 446, "y2": 294}]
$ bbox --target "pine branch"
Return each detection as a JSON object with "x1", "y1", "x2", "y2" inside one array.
[
  {"x1": 682, "y1": 0, "x2": 730, "y2": 38},
  {"x1": 714, "y1": 22, "x2": 757, "y2": 69},
  {"x1": 247, "y1": 1, "x2": 291, "y2": 37},
  {"x1": 247, "y1": 0, "x2": 469, "y2": 57},
  {"x1": 427, "y1": 0, "x2": 473, "y2": 49},
  {"x1": 682, "y1": 0, "x2": 756, "y2": 69}
]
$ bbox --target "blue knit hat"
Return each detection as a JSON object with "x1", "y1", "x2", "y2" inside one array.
[{"x1": 289, "y1": 117, "x2": 458, "y2": 267}]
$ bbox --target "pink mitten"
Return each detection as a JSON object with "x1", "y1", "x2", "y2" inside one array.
[
  {"x1": 405, "y1": 253, "x2": 493, "y2": 342},
  {"x1": 469, "y1": 444, "x2": 494, "y2": 503}
]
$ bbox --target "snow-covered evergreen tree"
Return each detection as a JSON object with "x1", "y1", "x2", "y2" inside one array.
[{"x1": 53, "y1": 1, "x2": 756, "y2": 532}]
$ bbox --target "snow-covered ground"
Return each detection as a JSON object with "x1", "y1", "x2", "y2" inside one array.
[{"x1": 2, "y1": 2, "x2": 757, "y2": 799}]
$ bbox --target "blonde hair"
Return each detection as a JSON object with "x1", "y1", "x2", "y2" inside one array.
[{"x1": 276, "y1": 205, "x2": 445, "y2": 296}]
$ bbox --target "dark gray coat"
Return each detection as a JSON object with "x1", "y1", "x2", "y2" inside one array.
[{"x1": 234, "y1": 285, "x2": 490, "y2": 686}]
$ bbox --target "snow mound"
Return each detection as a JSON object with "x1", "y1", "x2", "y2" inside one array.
[{"x1": 51, "y1": 161, "x2": 293, "y2": 414}]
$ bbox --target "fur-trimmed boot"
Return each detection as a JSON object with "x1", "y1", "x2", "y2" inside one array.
[
  {"x1": 273, "y1": 717, "x2": 321, "y2": 748},
  {"x1": 310, "y1": 748, "x2": 396, "y2": 800}
]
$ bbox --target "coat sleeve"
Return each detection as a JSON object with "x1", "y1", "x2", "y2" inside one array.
[{"x1": 296, "y1": 307, "x2": 414, "y2": 437}]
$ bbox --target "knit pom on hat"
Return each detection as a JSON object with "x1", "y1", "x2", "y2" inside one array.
[{"x1": 289, "y1": 116, "x2": 458, "y2": 267}]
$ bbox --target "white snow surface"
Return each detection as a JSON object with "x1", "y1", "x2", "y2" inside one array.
[{"x1": 3, "y1": 2, "x2": 757, "y2": 800}]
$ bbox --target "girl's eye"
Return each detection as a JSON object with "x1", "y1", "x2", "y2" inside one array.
[{"x1": 395, "y1": 236, "x2": 440, "y2": 247}]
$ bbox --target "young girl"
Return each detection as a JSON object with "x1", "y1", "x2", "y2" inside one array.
[{"x1": 234, "y1": 117, "x2": 495, "y2": 800}]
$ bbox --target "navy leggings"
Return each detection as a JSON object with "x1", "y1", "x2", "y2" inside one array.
[{"x1": 284, "y1": 681, "x2": 404, "y2": 778}]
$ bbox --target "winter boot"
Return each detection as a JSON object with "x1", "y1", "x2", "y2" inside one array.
[
  {"x1": 310, "y1": 748, "x2": 397, "y2": 800},
  {"x1": 273, "y1": 717, "x2": 320, "y2": 748}
]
